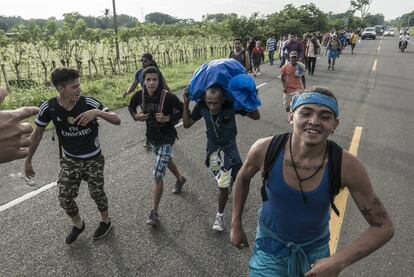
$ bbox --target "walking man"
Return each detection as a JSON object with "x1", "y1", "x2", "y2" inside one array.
[
  {"x1": 326, "y1": 34, "x2": 342, "y2": 70},
  {"x1": 229, "y1": 38, "x2": 251, "y2": 71},
  {"x1": 25, "y1": 67, "x2": 121, "y2": 244},
  {"x1": 182, "y1": 86, "x2": 260, "y2": 231},
  {"x1": 230, "y1": 87, "x2": 394, "y2": 277},
  {"x1": 266, "y1": 34, "x2": 277, "y2": 66},
  {"x1": 128, "y1": 66, "x2": 186, "y2": 226},
  {"x1": 280, "y1": 51, "x2": 306, "y2": 112}
]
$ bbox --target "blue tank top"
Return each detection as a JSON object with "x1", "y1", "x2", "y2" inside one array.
[{"x1": 257, "y1": 148, "x2": 331, "y2": 255}]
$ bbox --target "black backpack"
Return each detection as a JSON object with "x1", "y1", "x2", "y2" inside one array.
[{"x1": 261, "y1": 133, "x2": 343, "y2": 216}]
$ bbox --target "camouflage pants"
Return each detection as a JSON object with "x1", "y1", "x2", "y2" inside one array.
[{"x1": 57, "y1": 155, "x2": 108, "y2": 218}]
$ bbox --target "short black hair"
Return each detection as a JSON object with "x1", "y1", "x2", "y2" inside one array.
[
  {"x1": 305, "y1": 86, "x2": 338, "y2": 102},
  {"x1": 233, "y1": 38, "x2": 242, "y2": 43},
  {"x1": 51, "y1": 67, "x2": 80, "y2": 88}
]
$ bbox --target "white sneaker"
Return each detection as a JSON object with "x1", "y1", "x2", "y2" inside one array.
[{"x1": 212, "y1": 214, "x2": 224, "y2": 232}]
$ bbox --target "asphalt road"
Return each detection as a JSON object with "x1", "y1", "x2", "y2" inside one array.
[{"x1": 0, "y1": 37, "x2": 413, "y2": 276}]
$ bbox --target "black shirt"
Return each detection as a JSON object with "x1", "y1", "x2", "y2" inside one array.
[
  {"x1": 128, "y1": 89, "x2": 183, "y2": 146},
  {"x1": 36, "y1": 96, "x2": 108, "y2": 160}
]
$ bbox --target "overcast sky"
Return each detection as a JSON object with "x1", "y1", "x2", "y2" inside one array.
[{"x1": 1, "y1": 0, "x2": 413, "y2": 21}]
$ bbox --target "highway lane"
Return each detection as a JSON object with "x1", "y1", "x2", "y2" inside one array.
[
  {"x1": 339, "y1": 36, "x2": 414, "y2": 276},
  {"x1": 0, "y1": 37, "x2": 411, "y2": 276}
]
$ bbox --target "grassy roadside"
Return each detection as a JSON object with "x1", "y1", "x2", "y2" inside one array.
[{"x1": 1, "y1": 60, "x2": 205, "y2": 111}]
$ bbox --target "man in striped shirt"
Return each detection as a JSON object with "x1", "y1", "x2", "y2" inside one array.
[
  {"x1": 24, "y1": 67, "x2": 121, "y2": 245},
  {"x1": 266, "y1": 34, "x2": 277, "y2": 66}
]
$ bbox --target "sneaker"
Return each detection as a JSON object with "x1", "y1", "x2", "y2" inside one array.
[
  {"x1": 93, "y1": 220, "x2": 112, "y2": 240},
  {"x1": 65, "y1": 221, "x2": 85, "y2": 245},
  {"x1": 212, "y1": 214, "x2": 224, "y2": 232},
  {"x1": 146, "y1": 209, "x2": 160, "y2": 226},
  {"x1": 173, "y1": 176, "x2": 187, "y2": 194}
]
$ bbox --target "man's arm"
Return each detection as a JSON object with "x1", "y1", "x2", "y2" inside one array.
[
  {"x1": 123, "y1": 80, "x2": 139, "y2": 98},
  {"x1": 281, "y1": 69, "x2": 287, "y2": 92},
  {"x1": 305, "y1": 151, "x2": 394, "y2": 276},
  {"x1": 301, "y1": 75, "x2": 306, "y2": 89},
  {"x1": 230, "y1": 137, "x2": 271, "y2": 248},
  {"x1": 244, "y1": 51, "x2": 251, "y2": 71},
  {"x1": 75, "y1": 109, "x2": 121, "y2": 126},
  {"x1": 182, "y1": 91, "x2": 196, "y2": 128},
  {"x1": 24, "y1": 125, "x2": 45, "y2": 178}
]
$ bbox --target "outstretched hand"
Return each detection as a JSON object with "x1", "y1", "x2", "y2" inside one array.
[{"x1": 0, "y1": 104, "x2": 39, "y2": 163}]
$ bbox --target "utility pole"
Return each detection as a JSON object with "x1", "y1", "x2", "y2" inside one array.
[{"x1": 112, "y1": 0, "x2": 121, "y2": 73}]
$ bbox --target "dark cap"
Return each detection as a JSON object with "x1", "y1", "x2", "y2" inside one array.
[{"x1": 289, "y1": 51, "x2": 299, "y2": 57}]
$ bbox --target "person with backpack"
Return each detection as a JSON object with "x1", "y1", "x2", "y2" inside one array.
[
  {"x1": 123, "y1": 52, "x2": 170, "y2": 150},
  {"x1": 229, "y1": 38, "x2": 251, "y2": 71},
  {"x1": 182, "y1": 86, "x2": 260, "y2": 232},
  {"x1": 305, "y1": 33, "x2": 321, "y2": 76},
  {"x1": 325, "y1": 34, "x2": 342, "y2": 70},
  {"x1": 128, "y1": 66, "x2": 186, "y2": 227},
  {"x1": 24, "y1": 67, "x2": 121, "y2": 244},
  {"x1": 230, "y1": 86, "x2": 394, "y2": 276}
]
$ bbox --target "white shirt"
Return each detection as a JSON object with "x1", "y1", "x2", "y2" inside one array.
[{"x1": 399, "y1": 34, "x2": 410, "y2": 41}]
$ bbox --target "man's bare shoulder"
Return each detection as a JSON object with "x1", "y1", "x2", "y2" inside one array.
[{"x1": 247, "y1": 136, "x2": 274, "y2": 166}]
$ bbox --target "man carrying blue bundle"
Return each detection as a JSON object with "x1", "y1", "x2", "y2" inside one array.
[
  {"x1": 183, "y1": 84, "x2": 260, "y2": 232},
  {"x1": 230, "y1": 86, "x2": 394, "y2": 276}
]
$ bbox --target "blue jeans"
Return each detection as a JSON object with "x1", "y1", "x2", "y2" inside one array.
[
  {"x1": 249, "y1": 243, "x2": 330, "y2": 277},
  {"x1": 268, "y1": 50, "x2": 275, "y2": 65}
]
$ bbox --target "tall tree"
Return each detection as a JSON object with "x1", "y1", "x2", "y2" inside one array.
[{"x1": 351, "y1": 0, "x2": 374, "y2": 19}]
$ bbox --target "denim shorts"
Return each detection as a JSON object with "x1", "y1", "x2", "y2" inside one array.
[{"x1": 249, "y1": 243, "x2": 330, "y2": 277}]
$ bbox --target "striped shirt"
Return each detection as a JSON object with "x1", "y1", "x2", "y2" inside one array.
[{"x1": 266, "y1": 38, "x2": 276, "y2": 51}]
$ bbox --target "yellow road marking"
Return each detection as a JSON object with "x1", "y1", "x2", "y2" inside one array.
[{"x1": 329, "y1": 126, "x2": 363, "y2": 254}]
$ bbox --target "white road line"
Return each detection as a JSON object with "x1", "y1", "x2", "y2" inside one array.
[
  {"x1": 378, "y1": 46, "x2": 381, "y2": 51},
  {"x1": 1, "y1": 82, "x2": 269, "y2": 212},
  {"x1": 0, "y1": 181, "x2": 57, "y2": 213},
  {"x1": 372, "y1": 59, "x2": 378, "y2": 71}
]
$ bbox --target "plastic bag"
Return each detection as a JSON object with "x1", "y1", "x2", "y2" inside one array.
[{"x1": 188, "y1": 58, "x2": 261, "y2": 112}]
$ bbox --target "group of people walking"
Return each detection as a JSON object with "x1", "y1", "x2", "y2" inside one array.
[{"x1": 1, "y1": 32, "x2": 394, "y2": 275}]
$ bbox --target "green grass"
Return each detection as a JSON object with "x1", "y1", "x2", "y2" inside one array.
[
  {"x1": 1, "y1": 60, "x2": 207, "y2": 111},
  {"x1": 0, "y1": 59, "x2": 211, "y2": 129}
]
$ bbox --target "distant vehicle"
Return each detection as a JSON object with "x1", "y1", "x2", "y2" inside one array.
[
  {"x1": 383, "y1": 29, "x2": 394, "y2": 37},
  {"x1": 362, "y1": 27, "x2": 377, "y2": 40},
  {"x1": 375, "y1": 25, "x2": 384, "y2": 35}
]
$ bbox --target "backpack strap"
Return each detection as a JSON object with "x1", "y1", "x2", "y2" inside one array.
[
  {"x1": 328, "y1": 140, "x2": 343, "y2": 216},
  {"x1": 159, "y1": 90, "x2": 167, "y2": 113},
  {"x1": 261, "y1": 133, "x2": 290, "y2": 201}
]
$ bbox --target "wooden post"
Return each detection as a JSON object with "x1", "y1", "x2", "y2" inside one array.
[
  {"x1": 88, "y1": 60, "x2": 92, "y2": 78},
  {"x1": 1, "y1": 64, "x2": 9, "y2": 88}
]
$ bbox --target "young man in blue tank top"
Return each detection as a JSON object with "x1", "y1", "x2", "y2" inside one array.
[{"x1": 230, "y1": 86, "x2": 394, "y2": 276}]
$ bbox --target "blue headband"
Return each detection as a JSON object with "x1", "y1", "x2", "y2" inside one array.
[{"x1": 291, "y1": 92, "x2": 339, "y2": 116}]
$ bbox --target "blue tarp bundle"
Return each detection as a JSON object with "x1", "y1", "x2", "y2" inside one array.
[{"x1": 188, "y1": 58, "x2": 261, "y2": 112}]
